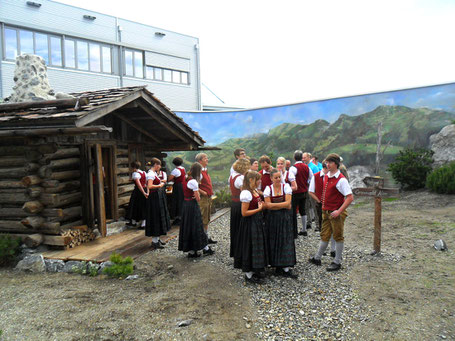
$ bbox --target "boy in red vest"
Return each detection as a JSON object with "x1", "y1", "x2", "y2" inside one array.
[
  {"x1": 258, "y1": 155, "x2": 273, "y2": 195},
  {"x1": 196, "y1": 153, "x2": 217, "y2": 244},
  {"x1": 288, "y1": 150, "x2": 313, "y2": 237},
  {"x1": 309, "y1": 153, "x2": 353, "y2": 271}
]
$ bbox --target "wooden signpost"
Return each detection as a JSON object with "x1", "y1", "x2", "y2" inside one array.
[{"x1": 352, "y1": 176, "x2": 399, "y2": 254}]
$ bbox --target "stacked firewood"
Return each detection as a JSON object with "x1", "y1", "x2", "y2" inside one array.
[{"x1": 61, "y1": 227, "x2": 96, "y2": 249}]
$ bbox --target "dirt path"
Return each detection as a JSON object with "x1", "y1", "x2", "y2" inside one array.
[
  {"x1": 0, "y1": 190, "x2": 454, "y2": 340},
  {"x1": 347, "y1": 190, "x2": 455, "y2": 340},
  {"x1": 0, "y1": 252, "x2": 257, "y2": 341}
]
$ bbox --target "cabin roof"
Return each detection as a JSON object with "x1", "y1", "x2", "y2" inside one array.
[{"x1": 0, "y1": 86, "x2": 205, "y2": 148}]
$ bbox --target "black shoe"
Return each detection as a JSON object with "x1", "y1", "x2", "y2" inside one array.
[
  {"x1": 307, "y1": 224, "x2": 312, "y2": 230},
  {"x1": 245, "y1": 274, "x2": 263, "y2": 284},
  {"x1": 203, "y1": 247, "x2": 215, "y2": 256},
  {"x1": 326, "y1": 262, "x2": 341, "y2": 271},
  {"x1": 159, "y1": 239, "x2": 167, "y2": 246},
  {"x1": 187, "y1": 252, "x2": 200, "y2": 258},
  {"x1": 330, "y1": 251, "x2": 336, "y2": 258},
  {"x1": 281, "y1": 270, "x2": 298, "y2": 279},
  {"x1": 309, "y1": 257, "x2": 322, "y2": 266},
  {"x1": 207, "y1": 238, "x2": 218, "y2": 244},
  {"x1": 298, "y1": 231, "x2": 308, "y2": 236},
  {"x1": 152, "y1": 242, "x2": 164, "y2": 249}
]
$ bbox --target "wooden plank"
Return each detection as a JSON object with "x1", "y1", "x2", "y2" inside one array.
[
  {"x1": 95, "y1": 144, "x2": 106, "y2": 237},
  {"x1": 43, "y1": 235, "x2": 72, "y2": 246},
  {"x1": 374, "y1": 196, "x2": 382, "y2": 254},
  {"x1": 0, "y1": 180, "x2": 26, "y2": 189},
  {"x1": 112, "y1": 145, "x2": 119, "y2": 220},
  {"x1": 0, "y1": 97, "x2": 89, "y2": 112}
]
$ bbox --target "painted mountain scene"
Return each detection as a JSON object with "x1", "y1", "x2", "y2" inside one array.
[{"x1": 171, "y1": 83, "x2": 455, "y2": 185}]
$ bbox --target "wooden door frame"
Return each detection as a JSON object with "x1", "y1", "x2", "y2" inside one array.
[{"x1": 84, "y1": 140, "x2": 118, "y2": 237}]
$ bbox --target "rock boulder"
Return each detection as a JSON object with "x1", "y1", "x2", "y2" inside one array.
[{"x1": 430, "y1": 124, "x2": 455, "y2": 167}]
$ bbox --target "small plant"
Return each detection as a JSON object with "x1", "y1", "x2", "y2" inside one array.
[
  {"x1": 426, "y1": 161, "x2": 455, "y2": 194},
  {"x1": 213, "y1": 187, "x2": 231, "y2": 208},
  {"x1": 0, "y1": 235, "x2": 21, "y2": 267},
  {"x1": 72, "y1": 261, "x2": 99, "y2": 276},
  {"x1": 387, "y1": 148, "x2": 433, "y2": 190},
  {"x1": 102, "y1": 253, "x2": 134, "y2": 278}
]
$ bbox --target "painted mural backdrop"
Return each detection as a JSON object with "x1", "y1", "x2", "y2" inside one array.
[{"x1": 170, "y1": 83, "x2": 455, "y2": 185}]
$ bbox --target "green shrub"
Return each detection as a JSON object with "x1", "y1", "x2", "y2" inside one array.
[
  {"x1": 426, "y1": 161, "x2": 455, "y2": 194},
  {"x1": 0, "y1": 235, "x2": 21, "y2": 267},
  {"x1": 388, "y1": 148, "x2": 434, "y2": 190},
  {"x1": 102, "y1": 253, "x2": 134, "y2": 278},
  {"x1": 213, "y1": 186, "x2": 231, "y2": 208}
]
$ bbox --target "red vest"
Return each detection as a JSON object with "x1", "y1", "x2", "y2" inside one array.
[
  {"x1": 268, "y1": 184, "x2": 286, "y2": 203},
  {"x1": 293, "y1": 162, "x2": 310, "y2": 194},
  {"x1": 174, "y1": 167, "x2": 186, "y2": 183},
  {"x1": 230, "y1": 174, "x2": 242, "y2": 202},
  {"x1": 313, "y1": 171, "x2": 324, "y2": 201},
  {"x1": 259, "y1": 169, "x2": 272, "y2": 191},
  {"x1": 284, "y1": 170, "x2": 291, "y2": 185},
  {"x1": 149, "y1": 172, "x2": 161, "y2": 192},
  {"x1": 200, "y1": 170, "x2": 213, "y2": 196},
  {"x1": 321, "y1": 173, "x2": 346, "y2": 211},
  {"x1": 247, "y1": 193, "x2": 261, "y2": 210},
  {"x1": 183, "y1": 177, "x2": 196, "y2": 201},
  {"x1": 135, "y1": 170, "x2": 146, "y2": 188}
]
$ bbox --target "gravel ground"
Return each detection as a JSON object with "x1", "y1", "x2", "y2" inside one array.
[{"x1": 161, "y1": 213, "x2": 383, "y2": 340}]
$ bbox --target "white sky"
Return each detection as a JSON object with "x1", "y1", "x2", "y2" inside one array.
[{"x1": 58, "y1": 0, "x2": 455, "y2": 108}]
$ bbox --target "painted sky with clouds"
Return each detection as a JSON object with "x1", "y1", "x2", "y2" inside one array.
[{"x1": 177, "y1": 83, "x2": 455, "y2": 145}]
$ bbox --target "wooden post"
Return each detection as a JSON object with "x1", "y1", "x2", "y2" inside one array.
[
  {"x1": 95, "y1": 144, "x2": 107, "y2": 237},
  {"x1": 374, "y1": 196, "x2": 382, "y2": 254}
]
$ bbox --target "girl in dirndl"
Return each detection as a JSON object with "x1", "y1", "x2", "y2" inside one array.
[
  {"x1": 229, "y1": 158, "x2": 251, "y2": 264},
  {"x1": 178, "y1": 162, "x2": 215, "y2": 258},
  {"x1": 234, "y1": 170, "x2": 268, "y2": 283},
  {"x1": 264, "y1": 168, "x2": 298, "y2": 279},
  {"x1": 156, "y1": 161, "x2": 171, "y2": 232},
  {"x1": 168, "y1": 157, "x2": 186, "y2": 226},
  {"x1": 145, "y1": 158, "x2": 169, "y2": 249},
  {"x1": 125, "y1": 161, "x2": 148, "y2": 228}
]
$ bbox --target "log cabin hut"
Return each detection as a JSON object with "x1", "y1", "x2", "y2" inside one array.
[{"x1": 0, "y1": 85, "x2": 206, "y2": 248}]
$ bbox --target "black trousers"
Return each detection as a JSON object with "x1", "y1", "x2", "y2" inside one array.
[{"x1": 291, "y1": 192, "x2": 307, "y2": 236}]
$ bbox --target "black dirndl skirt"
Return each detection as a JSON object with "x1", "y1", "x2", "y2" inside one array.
[
  {"x1": 125, "y1": 187, "x2": 147, "y2": 221},
  {"x1": 265, "y1": 209, "x2": 296, "y2": 267},
  {"x1": 171, "y1": 182, "x2": 184, "y2": 218},
  {"x1": 157, "y1": 187, "x2": 171, "y2": 232},
  {"x1": 229, "y1": 201, "x2": 242, "y2": 258},
  {"x1": 234, "y1": 212, "x2": 268, "y2": 272},
  {"x1": 178, "y1": 199, "x2": 208, "y2": 252},
  {"x1": 145, "y1": 191, "x2": 168, "y2": 237}
]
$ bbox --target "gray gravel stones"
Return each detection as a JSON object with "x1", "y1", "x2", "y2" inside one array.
[{"x1": 161, "y1": 212, "x2": 398, "y2": 340}]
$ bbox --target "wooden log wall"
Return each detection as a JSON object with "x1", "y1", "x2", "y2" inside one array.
[
  {"x1": 116, "y1": 145, "x2": 132, "y2": 216},
  {"x1": 0, "y1": 140, "x2": 91, "y2": 247}
]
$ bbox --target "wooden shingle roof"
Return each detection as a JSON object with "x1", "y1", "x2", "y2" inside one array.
[{"x1": 0, "y1": 86, "x2": 205, "y2": 145}]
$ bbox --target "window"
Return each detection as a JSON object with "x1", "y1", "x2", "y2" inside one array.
[
  {"x1": 4, "y1": 28, "x2": 18, "y2": 60},
  {"x1": 102, "y1": 46, "x2": 111, "y2": 73},
  {"x1": 181, "y1": 72, "x2": 188, "y2": 84},
  {"x1": 124, "y1": 50, "x2": 133, "y2": 76},
  {"x1": 50, "y1": 36, "x2": 62, "y2": 66},
  {"x1": 19, "y1": 30, "x2": 34, "y2": 55},
  {"x1": 154, "y1": 67, "x2": 163, "y2": 81},
  {"x1": 35, "y1": 33, "x2": 49, "y2": 64},
  {"x1": 77, "y1": 40, "x2": 89, "y2": 70},
  {"x1": 134, "y1": 51, "x2": 143, "y2": 78},
  {"x1": 163, "y1": 69, "x2": 172, "y2": 82},
  {"x1": 89, "y1": 43, "x2": 101, "y2": 72},
  {"x1": 172, "y1": 70, "x2": 180, "y2": 83},
  {"x1": 64, "y1": 39, "x2": 76, "y2": 68},
  {"x1": 146, "y1": 66, "x2": 153, "y2": 79}
]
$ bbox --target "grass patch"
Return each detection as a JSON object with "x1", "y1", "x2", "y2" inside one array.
[{"x1": 383, "y1": 197, "x2": 399, "y2": 202}]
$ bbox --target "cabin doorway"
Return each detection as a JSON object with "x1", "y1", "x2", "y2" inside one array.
[{"x1": 86, "y1": 142, "x2": 118, "y2": 236}]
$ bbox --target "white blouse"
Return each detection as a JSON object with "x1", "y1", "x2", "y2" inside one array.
[
  {"x1": 187, "y1": 179, "x2": 199, "y2": 191},
  {"x1": 240, "y1": 190, "x2": 253, "y2": 203},
  {"x1": 263, "y1": 183, "x2": 292, "y2": 197}
]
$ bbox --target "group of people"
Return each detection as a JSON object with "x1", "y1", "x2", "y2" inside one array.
[
  {"x1": 126, "y1": 147, "x2": 353, "y2": 284},
  {"x1": 125, "y1": 153, "x2": 218, "y2": 256}
]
